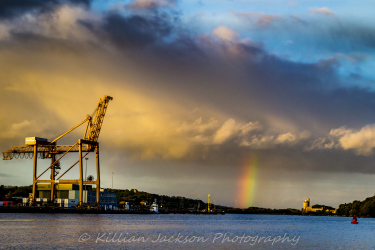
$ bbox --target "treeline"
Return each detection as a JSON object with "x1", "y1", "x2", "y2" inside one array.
[
  {"x1": 1, "y1": 185, "x2": 212, "y2": 210},
  {"x1": 337, "y1": 196, "x2": 375, "y2": 217},
  {"x1": 0, "y1": 185, "x2": 32, "y2": 198},
  {"x1": 2, "y1": 185, "x2": 304, "y2": 213},
  {"x1": 103, "y1": 188, "x2": 212, "y2": 210},
  {"x1": 227, "y1": 207, "x2": 301, "y2": 215},
  {"x1": 106, "y1": 188, "x2": 302, "y2": 213},
  {"x1": 311, "y1": 204, "x2": 335, "y2": 210}
]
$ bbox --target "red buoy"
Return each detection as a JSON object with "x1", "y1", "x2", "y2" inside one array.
[{"x1": 351, "y1": 216, "x2": 358, "y2": 224}]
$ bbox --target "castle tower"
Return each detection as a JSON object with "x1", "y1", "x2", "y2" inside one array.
[{"x1": 303, "y1": 198, "x2": 310, "y2": 211}]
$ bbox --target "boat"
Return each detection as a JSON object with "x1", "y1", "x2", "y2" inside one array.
[{"x1": 149, "y1": 199, "x2": 159, "y2": 214}]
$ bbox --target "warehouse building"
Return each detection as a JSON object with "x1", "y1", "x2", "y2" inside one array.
[{"x1": 37, "y1": 184, "x2": 117, "y2": 209}]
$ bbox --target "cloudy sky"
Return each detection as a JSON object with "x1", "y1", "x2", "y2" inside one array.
[{"x1": 1, "y1": 0, "x2": 375, "y2": 209}]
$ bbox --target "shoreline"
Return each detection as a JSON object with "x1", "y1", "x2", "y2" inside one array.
[{"x1": 0, "y1": 207, "x2": 221, "y2": 215}]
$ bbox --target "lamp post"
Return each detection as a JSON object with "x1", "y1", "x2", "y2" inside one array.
[{"x1": 112, "y1": 172, "x2": 113, "y2": 189}]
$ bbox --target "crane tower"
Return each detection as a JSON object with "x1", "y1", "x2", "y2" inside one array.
[{"x1": 2, "y1": 95, "x2": 113, "y2": 207}]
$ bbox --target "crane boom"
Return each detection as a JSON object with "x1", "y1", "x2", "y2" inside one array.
[
  {"x1": 2, "y1": 95, "x2": 113, "y2": 160},
  {"x1": 86, "y1": 95, "x2": 113, "y2": 142}
]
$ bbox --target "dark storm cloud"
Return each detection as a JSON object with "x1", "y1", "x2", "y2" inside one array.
[
  {"x1": 80, "y1": 10, "x2": 177, "y2": 50},
  {"x1": 329, "y1": 23, "x2": 375, "y2": 50},
  {"x1": 0, "y1": 0, "x2": 91, "y2": 19},
  {"x1": 77, "y1": 7, "x2": 375, "y2": 133},
  {"x1": 246, "y1": 56, "x2": 375, "y2": 130},
  {"x1": 104, "y1": 12, "x2": 173, "y2": 48},
  {"x1": 82, "y1": 10, "x2": 375, "y2": 174}
]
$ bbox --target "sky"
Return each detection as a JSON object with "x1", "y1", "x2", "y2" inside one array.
[{"x1": 1, "y1": 0, "x2": 375, "y2": 209}]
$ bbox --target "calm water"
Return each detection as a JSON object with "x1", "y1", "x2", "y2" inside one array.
[{"x1": 0, "y1": 213, "x2": 374, "y2": 249}]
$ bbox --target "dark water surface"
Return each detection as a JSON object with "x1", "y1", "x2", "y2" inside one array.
[{"x1": 0, "y1": 213, "x2": 374, "y2": 249}]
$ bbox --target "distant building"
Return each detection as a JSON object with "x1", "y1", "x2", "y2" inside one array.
[
  {"x1": 303, "y1": 198, "x2": 310, "y2": 210},
  {"x1": 302, "y1": 198, "x2": 337, "y2": 214},
  {"x1": 37, "y1": 184, "x2": 117, "y2": 209}
]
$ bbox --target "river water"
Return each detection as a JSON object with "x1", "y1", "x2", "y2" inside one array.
[{"x1": 0, "y1": 213, "x2": 374, "y2": 249}]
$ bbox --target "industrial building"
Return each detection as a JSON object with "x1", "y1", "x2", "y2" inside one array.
[{"x1": 37, "y1": 184, "x2": 117, "y2": 209}]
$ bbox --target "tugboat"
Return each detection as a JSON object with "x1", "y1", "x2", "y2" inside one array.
[
  {"x1": 150, "y1": 199, "x2": 159, "y2": 214},
  {"x1": 351, "y1": 216, "x2": 358, "y2": 224}
]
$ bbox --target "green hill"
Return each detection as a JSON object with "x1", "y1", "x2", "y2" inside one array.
[{"x1": 337, "y1": 196, "x2": 375, "y2": 217}]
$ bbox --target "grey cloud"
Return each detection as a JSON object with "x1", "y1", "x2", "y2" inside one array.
[
  {"x1": 289, "y1": 15, "x2": 309, "y2": 26},
  {"x1": 231, "y1": 11, "x2": 282, "y2": 28},
  {"x1": 125, "y1": 0, "x2": 176, "y2": 10},
  {"x1": 284, "y1": 18, "x2": 375, "y2": 53},
  {"x1": 0, "y1": 0, "x2": 91, "y2": 20},
  {"x1": 310, "y1": 7, "x2": 334, "y2": 15},
  {"x1": 80, "y1": 11, "x2": 175, "y2": 50},
  {"x1": 330, "y1": 23, "x2": 375, "y2": 50},
  {"x1": 5, "y1": 31, "x2": 88, "y2": 53}
]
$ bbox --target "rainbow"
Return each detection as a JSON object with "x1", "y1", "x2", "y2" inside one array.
[{"x1": 237, "y1": 156, "x2": 259, "y2": 208}]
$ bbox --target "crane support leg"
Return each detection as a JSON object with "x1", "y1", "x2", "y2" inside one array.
[
  {"x1": 32, "y1": 144, "x2": 38, "y2": 205},
  {"x1": 96, "y1": 143, "x2": 100, "y2": 206},
  {"x1": 79, "y1": 139, "x2": 83, "y2": 207},
  {"x1": 50, "y1": 154, "x2": 55, "y2": 202}
]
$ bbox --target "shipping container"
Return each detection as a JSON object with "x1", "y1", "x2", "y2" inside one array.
[{"x1": 64, "y1": 199, "x2": 78, "y2": 204}]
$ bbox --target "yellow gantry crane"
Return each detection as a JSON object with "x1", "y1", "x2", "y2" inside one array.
[{"x1": 2, "y1": 95, "x2": 113, "y2": 207}]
